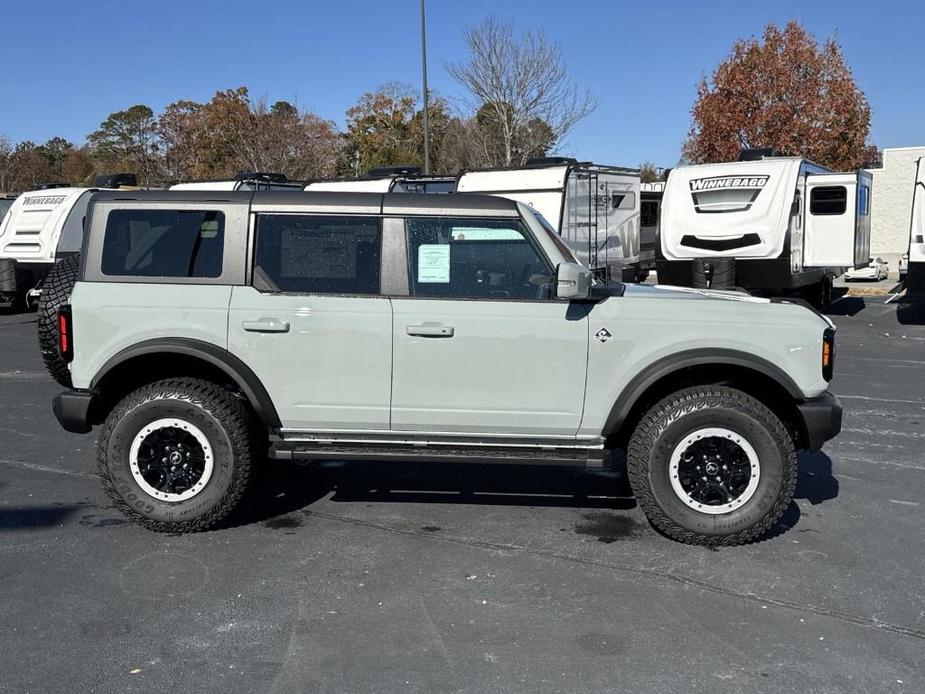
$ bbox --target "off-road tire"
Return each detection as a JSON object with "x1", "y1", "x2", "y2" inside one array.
[
  {"x1": 97, "y1": 378, "x2": 254, "y2": 533},
  {"x1": 627, "y1": 385, "x2": 796, "y2": 546},
  {"x1": 37, "y1": 254, "x2": 80, "y2": 387}
]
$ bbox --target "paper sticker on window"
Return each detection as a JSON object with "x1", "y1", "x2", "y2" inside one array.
[
  {"x1": 418, "y1": 244, "x2": 450, "y2": 283},
  {"x1": 451, "y1": 227, "x2": 522, "y2": 241}
]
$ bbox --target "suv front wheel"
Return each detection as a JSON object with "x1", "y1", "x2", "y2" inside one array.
[
  {"x1": 98, "y1": 378, "x2": 254, "y2": 532},
  {"x1": 627, "y1": 385, "x2": 796, "y2": 546}
]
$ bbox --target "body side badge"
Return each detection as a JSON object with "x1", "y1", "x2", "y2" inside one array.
[{"x1": 595, "y1": 327, "x2": 613, "y2": 343}]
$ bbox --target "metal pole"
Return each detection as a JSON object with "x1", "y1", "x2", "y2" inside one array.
[{"x1": 420, "y1": 0, "x2": 431, "y2": 175}]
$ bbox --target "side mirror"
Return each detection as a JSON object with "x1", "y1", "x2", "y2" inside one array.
[{"x1": 554, "y1": 262, "x2": 592, "y2": 300}]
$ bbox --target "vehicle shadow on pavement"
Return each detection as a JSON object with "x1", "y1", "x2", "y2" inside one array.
[
  {"x1": 827, "y1": 296, "x2": 866, "y2": 316},
  {"x1": 232, "y1": 458, "x2": 636, "y2": 527},
  {"x1": 0, "y1": 505, "x2": 80, "y2": 531},
  {"x1": 761, "y1": 451, "x2": 839, "y2": 541}
]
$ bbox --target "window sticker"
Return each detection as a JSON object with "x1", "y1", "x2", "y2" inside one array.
[
  {"x1": 417, "y1": 244, "x2": 450, "y2": 283},
  {"x1": 450, "y1": 227, "x2": 522, "y2": 241}
]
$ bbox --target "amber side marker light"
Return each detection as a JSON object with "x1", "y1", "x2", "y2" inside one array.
[{"x1": 822, "y1": 328, "x2": 835, "y2": 381}]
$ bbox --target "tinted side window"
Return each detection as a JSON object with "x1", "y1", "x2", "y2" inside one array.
[
  {"x1": 254, "y1": 215, "x2": 381, "y2": 294},
  {"x1": 101, "y1": 209, "x2": 224, "y2": 277},
  {"x1": 810, "y1": 186, "x2": 847, "y2": 215},
  {"x1": 406, "y1": 217, "x2": 552, "y2": 300},
  {"x1": 641, "y1": 200, "x2": 659, "y2": 226},
  {"x1": 57, "y1": 191, "x2": 93, "y2": 254}
]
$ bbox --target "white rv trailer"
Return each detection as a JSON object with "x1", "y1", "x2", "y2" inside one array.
[
  {"x1": 906, "y1": 156, "x2": 925, "y2": 294},
  {"x1": 167, "y1": 172, "x2": 303, "y2": 192},
  {"x1": 0, "y1": 187, "x2": 95, "y2": 307},
  {"x1": 456, "y1": 158, "x2": 644, "y2": 281},
  {"x1": 304, "y1": 167, "x2": 456, "y2": 194},
  {"x1": 657, "y1": 153, "x2": 872, "y2": 303}
]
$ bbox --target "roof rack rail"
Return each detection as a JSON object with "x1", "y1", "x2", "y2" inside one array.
[
  {"x1": 366, "y1": 165, "x2": 422, "y2": 177},
  {"x1": 234, "y1": 172, "x2": 290, "y2": 182},
  {"x1": 93, "y1": 173, "x2": 137, "y2": 188},
  {"x1": 525, "y1": 156, "x2": 578, "y2": 167}
]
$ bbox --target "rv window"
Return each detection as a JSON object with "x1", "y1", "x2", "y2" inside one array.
[
  {"x1": 609, "y1": 192, "x2": 635, "y2": 210},
  {"x1": 57, "y1": 192, "x2": 93, "y2": 254},
  {"x1": 810, "y1": 186, "x2": 847, "y2": 216},
  {"x1": 101, "y1": 209, "x2": 224, "y2": 278},
  {"x1": 253, "y1": 215, "x2": 381, "y2": 294},
  {"x1": 405, "y1": 217, "x2": 553, "y2": 300},
  {"x1": 859, "y1": 185, "x2": 870, "y2": 216}
]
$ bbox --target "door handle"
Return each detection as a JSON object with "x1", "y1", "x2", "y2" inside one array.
[
  {"x1": 242, "y1": 318, "x2": 290, "y2": 333},
  {"x1": 406, "y1": 322, "x2": 454, "y2": 338}
]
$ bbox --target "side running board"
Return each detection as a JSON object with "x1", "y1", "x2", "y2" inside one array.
[{"x1": 270, "y1": 433, "x2": 607, "y2": 468}]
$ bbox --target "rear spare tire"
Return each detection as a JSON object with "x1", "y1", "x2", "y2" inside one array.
[
  {"x1": 37, "y1": 254, "x2": 80, "y2": 387},
  {"x1": 627, "y1": 385, "x2": 796, "y2": 546}
]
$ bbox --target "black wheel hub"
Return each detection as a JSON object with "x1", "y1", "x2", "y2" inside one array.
[
  {"x1": 677, "y1": 437, "x2": 752, "y2": 507},
  {"x1": 136, "y1": 427, "x2": 206, "y2": 495}
]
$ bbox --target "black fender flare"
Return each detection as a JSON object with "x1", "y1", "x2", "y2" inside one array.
[
  {"x1": 90, "y1": 337, "x2": 281, "y2": 428},
  {"x1": 602, "y1": 348, "x2": 803, "y2": 436}
]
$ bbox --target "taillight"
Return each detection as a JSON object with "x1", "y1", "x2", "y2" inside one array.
[
  {"x1": 57, "y1": 305, "x2": 73, "y2": 363},
  {"x1": 822, "y1": 327, "x2": 835, "y2": 382}
]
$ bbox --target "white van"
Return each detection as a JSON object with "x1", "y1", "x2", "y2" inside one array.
[
  {"x1": 0, "y1": 187, "x2": 95, "y2": 307},
  {"x1": 906, "y1": 157, "x2": 925, "y2": 295},
  {"x1": 457, "y1": 158, "x2": 643, "y2": 281},
  {"x1": 657, "y1": 151, "x2": 872, "y2": 303}
]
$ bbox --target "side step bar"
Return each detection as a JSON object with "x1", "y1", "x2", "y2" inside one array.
[{"x1": 270, "y1": 433, "x2": 608, "y2": 468}]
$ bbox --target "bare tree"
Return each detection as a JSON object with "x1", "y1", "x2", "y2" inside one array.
[
  {"x1": 447, "y1": 17, "x2": 596, "y2": 167},
  {"x1": 0, "y1": 134, "x2": 12, "y2": 192}
]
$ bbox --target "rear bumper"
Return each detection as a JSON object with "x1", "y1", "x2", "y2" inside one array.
[
  {"x1": 796, "y1": 392, "x2": 843, "y2": 451},
  {"x1": 52, "y1": 390, "x2": 94, "y2": 434}
]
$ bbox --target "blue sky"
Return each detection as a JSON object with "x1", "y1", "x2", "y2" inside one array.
[{"x1": 1, "y1": 0, "x2": 923, "y2": 168}]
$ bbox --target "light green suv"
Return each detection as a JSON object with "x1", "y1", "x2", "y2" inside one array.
[{"x1": 47, "y1": 190, "x2": 841, "y2": 545}]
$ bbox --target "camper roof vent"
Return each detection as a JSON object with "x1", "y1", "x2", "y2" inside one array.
[
  {"x1": 737, "y1": 148, "x2": 785, "y2": 162},
  {"x1": 234, "y1": 172, "x2": 290, "y2": 182},
  {"x1": 525, "y1": 156, "x2": 578, "y2": 167},
  {"x1": 93, "y1": 173, "x2": 137, "y2": 188},
  {"x1": 367, "y1": 166, "x2": 422, "y2": 177}
]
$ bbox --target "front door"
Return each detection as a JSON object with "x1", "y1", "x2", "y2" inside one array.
[
  {"x1": 228, "y1": 213, "x2": 392, "y2": 432},
  {"x1": 390, "y1": 215, "x2": 589, "y2": 437},
  {"x1": 803, "y1": 173, "x2": 863, "y2": 267}
]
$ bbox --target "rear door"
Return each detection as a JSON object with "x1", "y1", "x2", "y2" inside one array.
[
  {"x1": 227, "y1": 211, "x2": 393, "y2": 432},
  {"x1": 804, "y1": 173, "x2": 867, "y2": 268},
  {"x1": 389, "y1": 214, "x2": 589, "y2": 437}
]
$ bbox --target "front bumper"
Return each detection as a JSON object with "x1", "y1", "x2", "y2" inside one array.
[
  {"x1": 52, "y1": 390, "x2": 94, "y2": 434},
  {"x1": 796, "y1": 392, "x2": 843, "y2": 451}
]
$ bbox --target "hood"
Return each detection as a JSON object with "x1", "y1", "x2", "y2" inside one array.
[{"x1": 621, "y1": 283, "x2": 770, "y2": 303}]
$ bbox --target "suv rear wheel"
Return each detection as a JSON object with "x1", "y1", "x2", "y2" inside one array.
[
  {"x1": 627, "y1": 385, "x2": 796, "y2": 546},
  {"x1": 97, "y1": 378, "x2": 254, "y2": 532}
]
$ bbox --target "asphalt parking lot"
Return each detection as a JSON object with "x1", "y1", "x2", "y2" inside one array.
[{"x1": 1, "y1": 296, "x2": 923, "y2": 694}]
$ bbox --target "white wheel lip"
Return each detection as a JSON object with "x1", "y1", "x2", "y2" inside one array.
[
  {"x1": 668, "y1": 426, "x2": 761, "y2": 515},
  {"x1": 129, "y1": 417, "x2": 214, "y2": 502}
]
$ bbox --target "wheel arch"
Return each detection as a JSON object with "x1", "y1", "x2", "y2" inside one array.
[
  {"x1": 89, "y1": 338, "x2": 281, "y2": 428},
  {"x1": 603, "y1": 349, "x2": 806, "y2": 448}
]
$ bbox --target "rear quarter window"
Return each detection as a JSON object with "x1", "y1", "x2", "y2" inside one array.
[{"x1": 100, "y1": 209, "x2": 225, "y2": 277}]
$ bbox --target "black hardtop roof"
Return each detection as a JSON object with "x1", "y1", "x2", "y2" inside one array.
[{"x1": 88, "y1": 189, "x2": 521, "y2": 214}]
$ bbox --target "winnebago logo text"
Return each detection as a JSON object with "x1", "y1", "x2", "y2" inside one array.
[
  {"x1": 24, "y1": 195, "x2": 67, "y2": 207},
  {"x1": 689, "y1": 176, "x2": 769, "y2": 192}
]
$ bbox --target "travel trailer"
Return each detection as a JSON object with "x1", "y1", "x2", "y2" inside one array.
[
  {"x1": 0, "y1": 186, "x2": 95, "y2": 308},
  {"x1": 304, "y1": 167, "x2": 456, "y2": 194},
  {"x1": 906, "y1": 157, "x2": 925, "y2": 294},
  {"x1": 657, "y1": 151, "x2": 872, "y2": 304},
  {"x1": 456, "y1": 158, "x2": 644, "y2": 281},
  {"x1": 167, "y1": 172, "x2": 303, "y2": 192}
]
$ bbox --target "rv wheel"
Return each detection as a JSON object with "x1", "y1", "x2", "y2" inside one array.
[{"x1": 37, "y1": 254, "x2": 81, "y2": 387}]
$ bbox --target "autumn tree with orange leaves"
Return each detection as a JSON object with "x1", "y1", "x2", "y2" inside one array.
[{"x1": 683, "y1": 22, "x2": 873, "y2": 170}]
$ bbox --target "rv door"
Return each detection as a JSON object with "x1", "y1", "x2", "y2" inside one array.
[{"x1": 803, "y1": 172, "x2": 870, "y2": 269}]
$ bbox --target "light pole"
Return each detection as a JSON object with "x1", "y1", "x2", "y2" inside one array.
[{"x1": 420, "y1": 0, "x2": 430, "y2": 175}]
